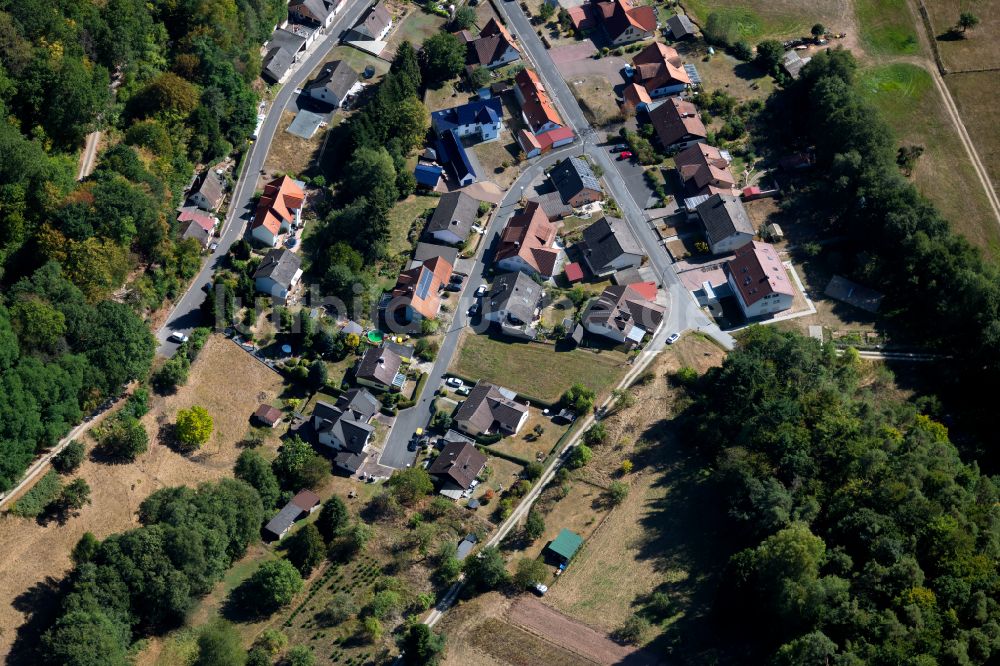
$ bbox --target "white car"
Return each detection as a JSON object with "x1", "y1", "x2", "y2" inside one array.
[
  {"x1": 168, "y1": 332, "x2": 189, "y2": 344},
  {"x1": 666, "y1": 332, "x2": 680, "y2": 345},
  {"x1": 475, "y1": 284, "x2": 488, "y2": 297},
  {"x1": 445, "y1": 377, "x2": 463, "y2": 389},
  {"x1": 533, "y1": 583, "x2": 548, "y2": 596}
]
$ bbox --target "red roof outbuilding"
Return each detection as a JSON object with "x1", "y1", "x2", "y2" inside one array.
[{"x1": 564, "y1": 262, "x2": 584, "y2": 282}]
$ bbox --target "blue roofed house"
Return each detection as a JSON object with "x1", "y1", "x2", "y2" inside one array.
[
  {"x1": 431, "y1": 98, "x2": 504, "y2": 143},
  {"x1": 414, "y1": 163, "x2": 443, "y2": 189},
  {"x1": 437, "y1": 129, "x2": 477, "y2": 186}
]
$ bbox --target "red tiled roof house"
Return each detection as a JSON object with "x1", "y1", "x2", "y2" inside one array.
[
  {"x1": 251, "y1": 176, "x2": 305, "y2": 247},
  {"x1": 724, "y1": 241, "x2": 794, "y2": 318},
  {"x1": 495, "y1": 201, "x2": 562, "y2": 278}
]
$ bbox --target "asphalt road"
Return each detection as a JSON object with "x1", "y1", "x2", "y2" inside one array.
[
  {"x1": 494, "y1": 0, "x2": 733, "y2": 349},
  {"x1": 378, "y1": 145, "x2": 584, "y2": 469},
  {"x1": 155, "y1": 1, "x2": 371, "y2": 357}
]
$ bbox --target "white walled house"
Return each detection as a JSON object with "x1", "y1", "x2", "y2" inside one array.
[{"x1": 725, "y1": 241, "x2": 794, "y2": 318}]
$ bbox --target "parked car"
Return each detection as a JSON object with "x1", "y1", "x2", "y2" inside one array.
[
  {"x1": 611, "y1": 143, "x2": 627, "y2": 152},
  {"x1": 456, "y1": 386, "x2": 471, "y2": 396},
  {"x1": 618, "y1": 150, "x2": 633, "y2": 160},
  {"x1": 475, "y1": 284, "x2": 487, "y2": 297},
  {"x1": 450, "y1": 274, "x2": 465, "y2": 284},
  {"x1": 209, "y1": 242, "x2": 219, "y2": 252},
  {"x1": 446, "y1": 377, "x2": 463, "y2": 389},
  {"x1": 468, "y1": 303, "x2": 480, "y2": 317},
  {"x1": 533, "y1": 583, "x2": 548, "y2": 596},
  {"x1": 445, "y1": 283, "x2": 461, "y2": 292},
  {"x1": 168, "y1": 332, "x2": 189, "y2": 344},
  {"x1": 666, "y1": 332, "x2": 680, "y2": 344}
]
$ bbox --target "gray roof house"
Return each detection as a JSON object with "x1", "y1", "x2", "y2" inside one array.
[
  {"x1": 253, "y1": 248, "x2": 303, "y2": 302},
  {"x1": 307, "y1": 60, "x2": 359, "y2": 108},
  {"x1": 262, "y1": 28, "x2": 310, "y2": 83},
  {"x1": 549, "y1": 156, "x2": 603, "y2": 207},
  {"x1": 188, "y1": 169, "x2": 226, "y2": 211},
  {"x1": 425, "y1": 191, "x2": 480, "y2": 245},
  {"x1": 346, "y1": 1, "x2": 392, "y2": 42},
  {"x1": 355, "y1": 345, "x2": 404, "y2": 391},
  {"x1": 264, "y1": 490, "x2": 321, "y2": 540},
  {"x1": 289, "y1": 0, "x2": 340, "y2": 27},
  {"x1": 413, "y1": 241, "x2": 460, "y2": 266},
  {"x1": 695, "y1": 194, "x2": 755, "y2": 254},
  {"x1": 665, "y1": 13, "x2": 696, "y2": 40},
  {"x1": 179, "y1": 219, "x2": 211, "y2": 247},
  {"x1": 583, "y1": 284, "x2": 665, "y2": 346},
  {"x1": 453, "y1": 381, "x2": 530, "y2": 437},
  {"x1": 312, "y1": 388, "x2": 381, "y2": 472},
  {"x1": 782, "y1": 50, "x2": 812, "y2": 79},
  {"x1": 483, "y1": 271, "x2": 543, "y2": 339},
  {"x1": 579, "y1": 216, "x2": 644, "y2": 277}
]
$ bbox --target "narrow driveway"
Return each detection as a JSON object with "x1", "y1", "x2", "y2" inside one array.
[
  {"x1": 494, "y1": 0, "x2": 732, "y2": 349},
  {"x1": 156, "y1": 1, "x2": 371, "y2": 357},
  {"x1": 379, "y1": 145, "x2": 585, "y2": 469}
]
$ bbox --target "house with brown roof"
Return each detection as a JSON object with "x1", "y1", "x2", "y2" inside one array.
[
  {"x1": 632, "y1": 42, "x2": 691, "y2": 98},
  {"x1": 251, "y1": 176, "x2": 306, "y2": 247},
  {"x1": 566, "y1": 4, "x2": 598, "y2": 32},
  {"x1": 254, "y1": 404, "x2": 283, "y2": 428},
  {"x1": 514, "y1": 69, "x2": 563, "y2": 134},
  {"x1": 428, "y1": 440, "x2": 488, "y2": 495},
  {"x1": 466, "y1": 18, "x2": 521, "y2": 70},
  {"x1": 453, "y1": 381, "x2": 530, "y2": 437},
  {"x1": 187, "y1": 168, "x2": 226, "y2": 212},
  {"x1": 600, "y1": 0, "x2": 657, "y2": 45},
  {"x1": 264, "y1": 490, "x2": 321, "y2": 540},
  {"x1": 388, "y1": 255, "x2": 453, "y2": 322},
  {"x1": 495, "y1": 201, "x2": 562, "y2": 278},
  {"x1": 622, "y1": 82, "x2": 652, "y2": 114},
  {"x1": 724, "y1": 241, "x2": 793, "y2": 318},
  {"x1": 355, "y1": 345, "x2": 405, "y2": 391},
  {"x1": 583, "y1": 282, "x2": 664, "y2": 345},
  {"x1": 647, "y1": 97, "x2": 706, "y2": 151},
  {"x1": 674, "y1": 144, "x2": 738, "y2": 197}
]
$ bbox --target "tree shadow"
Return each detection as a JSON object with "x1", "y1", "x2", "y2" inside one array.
[
  {"x1": 8, "y1": 576, "x2": 70, "y2": 665},
  {"x1": 220, "y1": 581, "x2": 272, "y2": 624},
  {"x1": 936, "y1": 29, "x2": 965, "y2": 42}
]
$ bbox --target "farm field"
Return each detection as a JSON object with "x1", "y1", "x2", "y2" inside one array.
[
  {"x1": 450, "y1": 332, "x2": 629, "y2": 403},
  {"x1": 947, "y1": 71, "x2": 1000, "y2": 200},
  {"x1": 923, "y1": 0, "x2": 1000, "y2": 70},
  {"x1": 858, "y1": 63, "x2": 1000, "y2": 256},
  {"x1": 0, "y1": 336, "x2": 286, "y2": 662},
  {"x1": 682, "y1": 0, "x2": 848, "y2": 41}
]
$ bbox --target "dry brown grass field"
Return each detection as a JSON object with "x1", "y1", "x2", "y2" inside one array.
[
  {"x1": 923, "y1": 0, "x2": 1000, "y2": 70},
  {"x1": 0, "y1": 336, "x2": 285, "y2": 661},
  {"x1": 946, "y1": 71, "x2": 1000, "y2": 201}
]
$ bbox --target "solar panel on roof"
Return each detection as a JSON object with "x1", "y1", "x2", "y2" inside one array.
[
  {"x1": 415, "y1": 268, "x2": 434, "y2": 300},
  {"x1": 684, "y1": 64, "x2": 702, "y2": 85}
]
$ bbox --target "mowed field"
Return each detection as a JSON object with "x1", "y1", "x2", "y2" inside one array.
[
  {"x1": 923, "y1": 0, "x2": 1000, "y2": 70},
  {"x1": 858, "y1": 63, "x2": 1000, "y2": 256},
  {"x1": 683, "y1": 0, "x2": 849, "y2": 41},
  {"x1": 0, "y1": 336, "x2": 286, "y2": 661},
  {"x1": 450, "y1": 333, "x2": 629, "y2": 403}
]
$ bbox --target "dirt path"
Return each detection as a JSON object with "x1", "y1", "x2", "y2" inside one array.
[
  {"x1": 508, "y1": 596, "x2": 662, "y2": 665},
  {"x1": 76, "y1": 130, "x2": 101, "y2": 181}
]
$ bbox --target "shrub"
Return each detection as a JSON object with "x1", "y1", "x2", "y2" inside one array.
[
  {"x1": 9, "y1": 471, "x2": 62, "y2": 518},
  {"x1": 100, "y1": 415, "x2": 149, "y2": 461},
  {"x1": 287, "y1": 645, "x2": 315, "y2": 666},
  {"x1": 253, "y1": 628, "x2": 288, "y2": 655},
  {"x1": 286, "y1": 523, "x2": 325, "y2": 576},
  {"x1": 524, "y1": 462, "x2": 543, "y2": 480},
  {"x1": 608, "y1": 481, "x2": 629, "y2": 505},
  {"x1": 732, "y1": 40, "x2": 753, "y2": 61},
  {"x1": 365, "y1": 590, "x2": 402, "y2": 620},
  {"x1": 53, "y1": 441, "x2": 85, "y2": 474},
  {"x1": 387, "y1": 467, "x2": 433, "y2": 505},
  {"x1": 561, "y1": 383, "x2": 595, "y2": 413},
  {"x1": 567, "y1": 444, "x2": 592, "y2": 469},
  {"x1": 245, "y1": 560, "x2": 303, "y2": 612},
  {"x1": 513, "y1": 558, "x2": 548, "y2": 590},
  {"x1": 320, "y1": 593, "x2": 358, "y2": 626},
  {"x1": 672, "y1": 366, "x2": 699, "y2": 387},
  {"x1": 614, "y1": 615, "x2": 650, "y2": 644},
  {"x1": 583, "y1": 423, "x2": 607, "y2": 446}
]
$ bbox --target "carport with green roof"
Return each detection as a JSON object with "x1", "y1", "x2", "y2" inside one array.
[{"x1": 545, "y1": 528, "x2": 583, "y2": 565}]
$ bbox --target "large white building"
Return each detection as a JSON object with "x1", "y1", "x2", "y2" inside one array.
[{"x1": 725, "y1": 241, "x2": 794, "y2": 318}]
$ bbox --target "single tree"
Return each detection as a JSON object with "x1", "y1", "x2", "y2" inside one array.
[
  {"x1": 387, "y1": 467, "x2": 434, "y2": 505},
  {"x1": 53, "y1": 478, "x2": 92, "y2": 517},
  {"x1": 286, "y1": 645, "x2": 315, "y2": 666},
  {"x1": 252, "y1": 628, "x2": 288, "y2": 656},
  {"x1": 71, "y1": 532, "x2": 100, "y2": 565},
  {"x1": 811, "y1": 24, "x2": 826, "y2": 38},
  {"x1": 583, "y1": 422, "x2": 606, "y2": 445},
  {"x1": 421, "y1": 33, "x2": 466, "y2": 86},
  {"x1": 538, "y1": 1, "x2": 555, "y2": 21},
  {"x1": 101, "y1": 415, "x2": 148, "y2": 461},
  {"x1": 755, "y1": 39, "x2": 784, "y2": 71},
  {"x1": 452, "y1": 5, "x2": 476, "y2": 30},
  {"x1": 286, "y1": 523, "x2": 325, "y2": 576},
  {"x1": 608, "y1": 481, "x2": 629, "y2": 505},
  {"x1": 246, "y1": 560, "x2": 303, "y2": 612},
  {"x1": 561, "y1": 383, "x2": 595, "y2": 413},
  {"x1": 316, "y1": 495, "x2": 349, "y2": 541},
  {"x1": 320, "y1": 592, "x2": 358, "y2": 626},
  {"x1": 513, "y1": 557, "x2": 548, "y2": 590},
  {"x1": 958, "y1": 11, "x2": 979, "y2": 33},
  {"x1": 567, "y1": 444, "x2": 593, "y2": 469},
  {"x1": 469, "y1": 66, "x2": 491, "y2": 90},
  {"x1": 307, "y1": 360, "x2": 328, "y2": 391},
  {"x1": 524, "y1": 510, "x2": 545, "y2": 540},
  {"x1": 400, "y1": 623, "x2": 446, "y2": 665},
  {"x1": 463, "y1": 545, "x2": 510, "y2": 591},
  {"x1": 53, "y1": 440, "x2": 85, "y2": 474},
  {"x1": 176, "y1": 406, "x2": 213, "y2": 449}
]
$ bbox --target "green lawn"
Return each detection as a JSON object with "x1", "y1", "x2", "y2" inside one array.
[
  {"x1": 855, "y1": 0, "x2": 919, "y2": 55},
  {"x1": 386, "y1": 7, "x2": 447, "y2": 53},
  {"x1": 683, "y1": 0, "x2": 842, "y2": 42},
  {"x1": 387, "y1": 194, "x2": 439, "y2": 259},
  {"x1": 859, "y1": 63, "x2": 1000, "y2": 256},
  {"x1": 326, "y1": 45, "x2": 389, "y2": 79},
  {"x1": 450, "y1": 333, "x2": 628, "y2": 403}
]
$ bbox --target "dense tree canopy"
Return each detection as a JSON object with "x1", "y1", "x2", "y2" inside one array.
[{"x1": 679, "y1": 328, "x2": 999, "y2": 664}]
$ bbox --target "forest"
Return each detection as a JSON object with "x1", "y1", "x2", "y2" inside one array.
[
  {"x1": 680, "y1": 328, "x2": 998, "y2": 665},
  {"x1": 774, "y1": 49, "x2": 1000, "y2": 468},
  {"x1": 0, "y1": 0, "x2": 286, "y2": 490}
]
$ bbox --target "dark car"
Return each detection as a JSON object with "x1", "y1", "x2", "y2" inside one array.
[
  {"x1": 450, "y1": 274, "x2": 465, "y2": 284},
  {"x1": 445, "y1": 283, "x2": 461, "y2": 292}
]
